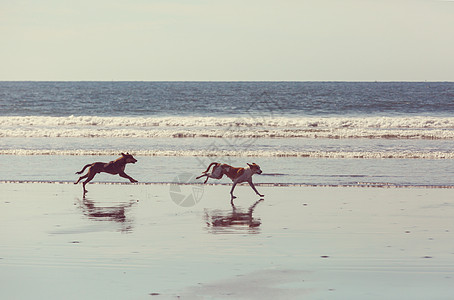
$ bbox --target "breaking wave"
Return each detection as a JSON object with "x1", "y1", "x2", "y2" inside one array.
[
  {"x1": 2, "y1": 149, "x2": 454, "y2": 159},
  {"x1": 2, "y1": 115, "x2": 454, "y2": 139}
]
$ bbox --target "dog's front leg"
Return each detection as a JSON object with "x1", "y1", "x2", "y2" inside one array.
[
  {"x1": 230, "y1": 181, "x2": 238, "y2": 200},
  {"x1": 248, "y1": 180, "x2": 264, "y2": 197},
  {"x1": 119, "y1": 171, "x2": 138, "y2": 183}
]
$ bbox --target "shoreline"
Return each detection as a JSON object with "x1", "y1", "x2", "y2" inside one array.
[
  {"x1": 3, "y1": 180, "x2": 454, "y2": 189},
  {"x1": 3, "y1": 155, "x2": 454, "y2": 187},
  {"x1": 4, "y1": 149, "x2": 454, "y2": 160}
]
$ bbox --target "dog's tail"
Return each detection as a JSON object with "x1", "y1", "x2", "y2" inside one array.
[
  {"x1": 201, "y1": 162, "x2": 219, "y2": 174},
  {"x1": 75, "y1": 164, "x2": 92, "y2": 174}
]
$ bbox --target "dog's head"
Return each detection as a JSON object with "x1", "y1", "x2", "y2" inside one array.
[
  {"x1": 247, "y1": 163, "x2": 262, "y2": 174},
  {"x1": 121, "y1": 152, "x2": 137, "y2": 164}
]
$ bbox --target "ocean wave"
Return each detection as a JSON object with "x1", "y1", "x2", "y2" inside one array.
[
  {"x1": 2, "y1": 116, "x2": 454, "y2": 139},
  {"x1": 1, "y1": 128, "x2": 454, "y2": 139},
  {"x1": 2, "y1": 149, "x2": 454, "y2": 159},
  {"x1": 2, "y1": 115, "x2": 454, "y2": 128}
]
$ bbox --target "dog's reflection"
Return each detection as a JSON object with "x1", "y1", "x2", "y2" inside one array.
[
  {"x1": 76, "y1": 196, "x2": 137, "y2": 233},
  {"x1": 205, "y1": 199, "x2": 264, "y2": 233}
]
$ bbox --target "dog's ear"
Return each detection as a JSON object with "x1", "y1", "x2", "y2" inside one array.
[
  {"x1": 121, "y1": 153, "x2": 125, "y2": 156},
  {"x1": 247, "y1": 163, "x2": 252, "y2": 167}
]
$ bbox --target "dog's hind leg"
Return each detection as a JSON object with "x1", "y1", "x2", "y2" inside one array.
[
  {"x1": 82, "y1": 172, "x2": 97, "y2": 193},
  {"x1": 74, "y1": 173, "x2": 88, "y2": 185},
  {"x1": 195, "y1": 173, "x2": 210, "y2": 184},
  {"x1": 75, "y1": 164, "x2": 94, "y2": 185}
]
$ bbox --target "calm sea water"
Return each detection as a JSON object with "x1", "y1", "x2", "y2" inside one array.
[
  {"x1": 1, "y1": 81, "x2": 454, "y2": 186},
  {"x1": 1, "y1": 81, "x2": 454, "y2": 117}
]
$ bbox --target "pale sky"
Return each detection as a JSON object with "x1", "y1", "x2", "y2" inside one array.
[{"x1": 1, "y1": 0, "x2": 453, "y2": 81}]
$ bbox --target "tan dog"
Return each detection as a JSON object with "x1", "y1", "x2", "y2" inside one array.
[
  {"x1": 74, "y1": 153, "x2": 138, "y2": 193},
  {"x1": 197, "y1": 162, "x2": 264, "y2": 201}
]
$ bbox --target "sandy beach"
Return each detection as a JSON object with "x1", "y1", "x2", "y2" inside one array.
[{"x1": 0, "y1": 182, "x2": 453, "y2": 299}]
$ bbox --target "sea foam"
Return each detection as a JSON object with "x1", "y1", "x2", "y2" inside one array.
[
  {"x1": 2, "y1": 115, "x2": 454, "y2": 128},
  {"x1": 2, "y1": 149, "x2": 454, "y2": 159},
  {"x1": 2, "y1": 115, "x2": 454, "y2": 139}
]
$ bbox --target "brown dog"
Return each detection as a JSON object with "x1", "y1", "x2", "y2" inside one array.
[
  {"x1": 197, "y1": 162, "x2": 264, "y2": 201},
  {"x1": 74, "y1": 153, "x2": 138, "y2": 193}
]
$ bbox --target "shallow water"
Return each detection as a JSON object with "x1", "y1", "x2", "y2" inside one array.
[
  {"x1": 1, "y1": 184, "x2": 453, "y2": 299},
  {"x1": 2, "y1": 82, "x2": 454, "y2": 189},
  {"x1": 2, "y1": 155, "x2": 454, "y2": 187}
]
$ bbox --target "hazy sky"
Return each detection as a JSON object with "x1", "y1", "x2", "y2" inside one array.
[{"x1": 1, "y1": 0, "x2": 453, "y2": 81}]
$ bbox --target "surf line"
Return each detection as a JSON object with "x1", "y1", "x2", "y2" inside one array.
[{"x1": 2, "y1": 180, "x2": 454, "y2": 189}]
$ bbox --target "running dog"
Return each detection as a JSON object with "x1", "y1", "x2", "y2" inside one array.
[
  {"x1": 197, "y1": 162, "x2": 264, "y2": 201},
  {"x1": 74, "y1": 153, "x2": 138, "y2": 193}
]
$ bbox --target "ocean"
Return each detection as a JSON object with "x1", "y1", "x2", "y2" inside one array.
[{"x1": 1, "y1": 81, "x2": 454, "y2": 187}]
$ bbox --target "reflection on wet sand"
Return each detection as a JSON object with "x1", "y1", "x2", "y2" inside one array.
[
  {"x1": 205, "y1": 199, "x2": 264, "y2": 234},
  {"x1": 76, "y1": 196, "x2": 138, "y2": 233}
]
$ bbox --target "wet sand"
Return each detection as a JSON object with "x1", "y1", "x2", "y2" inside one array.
[{"x1": 1, "y1": 183, "x2": 454, "y2": 299}]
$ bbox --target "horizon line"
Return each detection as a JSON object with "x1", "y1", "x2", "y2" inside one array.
[{"x1": 1, "y1": 80, "x2": 453, "y2": 83}]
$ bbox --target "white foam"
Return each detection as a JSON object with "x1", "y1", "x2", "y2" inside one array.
[
  {"x1": 1, "y1": 127, "x2": 453, "y2": 139},
  {"x1": 2, "y1": 148, "x2": 454, "y2": 159},
  {"x1": 2, "y1": 115, "x2": 454, "y2": 128},
  {"x1": 2, "y1": 115, "x2": 454, "y2": 139}
]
